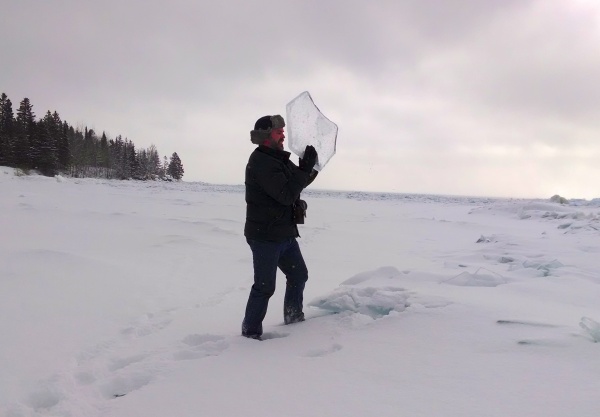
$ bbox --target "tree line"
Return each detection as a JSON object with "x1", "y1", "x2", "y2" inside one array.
[{"x1": 0, "y1": 93, "x2": 184, "y2": 180}]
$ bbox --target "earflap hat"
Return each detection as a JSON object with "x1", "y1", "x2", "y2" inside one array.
[{"x1": 250, "y1": 115, "x2": 285, "y2": 144}]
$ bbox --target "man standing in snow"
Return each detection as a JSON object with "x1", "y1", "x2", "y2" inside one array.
[{"x1": 242, "y1": 115, "x2": 318, "y2": 340}]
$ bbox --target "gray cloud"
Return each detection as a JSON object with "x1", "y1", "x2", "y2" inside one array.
[{"x1": 2, "y1": 0, "x2": 599, "y2": 198}]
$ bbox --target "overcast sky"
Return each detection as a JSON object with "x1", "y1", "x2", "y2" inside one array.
[{"x1": 2, "y1": 0, "x2": 599, "y2": 198}]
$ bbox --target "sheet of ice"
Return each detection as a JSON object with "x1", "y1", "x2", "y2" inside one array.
[
  {"x1": 580, "y1": 317, "x2": 600, "y2": 342},
  {"x1": 309, "y1": 266, "x2": 410, "y2": 318},
  {"x1": 2, "y1": 166, "x2": 600, "y2": 417},
  {"x1": 286, "y1": 91, "x2": 338, "y2": 171},
  {"x1": 442, "y1": 268, "x2": 507, "y2": 287}
]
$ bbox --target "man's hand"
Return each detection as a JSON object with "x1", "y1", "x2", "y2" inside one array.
[{"x1": 299, "y1": 145, "x2": 318, "y2": 172}]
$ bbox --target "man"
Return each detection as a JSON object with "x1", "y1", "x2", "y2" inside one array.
[{"x1": 242, "y1": 114, "x2": 318, "y2": 340}]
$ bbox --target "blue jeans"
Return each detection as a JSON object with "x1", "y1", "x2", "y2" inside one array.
[{"x1": 242, "y1": 238, "x2": 308, "y2": 337}]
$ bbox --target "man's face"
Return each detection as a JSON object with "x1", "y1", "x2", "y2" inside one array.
[{"x1": 268, "y1": 128, "x2": 285, "y2": 151}]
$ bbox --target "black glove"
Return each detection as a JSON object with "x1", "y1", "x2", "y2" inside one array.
[{"x1": 299, "y1": 145, "x2": 318, "y2": 173}]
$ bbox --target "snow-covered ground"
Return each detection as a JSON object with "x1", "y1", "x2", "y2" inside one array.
[{"x1": 2, "y1": 167, "x2": 600, "y2": 417}]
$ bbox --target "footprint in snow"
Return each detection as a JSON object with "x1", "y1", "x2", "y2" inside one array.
[
  {"x1": 101, "y1": 371, "x2": 154, "y2": 399},
  {"x1": 120, "y1": 310, "x2": 176, "y2": 337},
  {"x1": 173, "y1": 334, "x2": 229, "y2": 360},
  {"x1": 107, "y1": 353, "x2": 150, "y2": 371},
  {"x1": 260, "y1": 332, "x2": 289, "y2": 340},
  {"x1": 304, "y1": 343, "x2": 343, "y2": 358}
]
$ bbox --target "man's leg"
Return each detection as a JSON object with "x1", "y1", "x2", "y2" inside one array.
[
  {"x1": 278, "y1": 238, "x2": 309, "y2": 324},
  {"x1": 242, "y1": 239, "x2": 281, "y2": 337}
]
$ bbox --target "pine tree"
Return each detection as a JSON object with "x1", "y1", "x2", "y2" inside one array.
[
  {"x1": 68, "y1": 126, "x2": 85, "y2": 176},
  {"x1": 14, "y1": 98, "x2": 36, "y2": 169},
  {"x1": 167, "y1": 152, "x2": 184, "y2": 180},
  {"x1": 135, "y1": 148, "x2": 146, "y2": 179},
  {"x1": 0, "y1": 93, "x2": 15, "y2": 166},
  {"x1": 98, "y1": 132, "x2": 109, "y2": 168},
  {"x1": 29, "y1": 119, "x2": 43, "y2": 170},
  {"x1": 128, "y1": 141, "x2": 138, "y2": 179},
  {"x1": 116, "y1": 138, "x2": 135, "y2": 180},
  {"x1": 109, "y1": 135, "x2": 126, "y2": 179},
  {"x1": 162, "y1": 156, "x2": 169, "y2": 179},
  {"x1": 57, "y1": 119, "x2": 70, "y2": 171},
  {"x1": 0, "y1": 94, "x2": 178, "y2": 180},
  {"x1": 84, "y1": 127, "x2": 97, "y2": 167},
  {"x1": 34, "y1": 111, "x2": 59, "y2": 176},
  {"x1": 147, "y1": 145, "x2": 161, "y2": 179}
]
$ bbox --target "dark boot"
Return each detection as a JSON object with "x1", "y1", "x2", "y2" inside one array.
[
  {"x1": 284, "y1": 307, "x2": 305, "y2": 325},
  {"x1": 241, "y1": 321, "x2": 263, "y2": 340},
  {"x1": 242, "y1": 333, "x2": 263, "y2": 341}
]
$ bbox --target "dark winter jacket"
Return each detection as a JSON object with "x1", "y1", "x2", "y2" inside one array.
[{"x1": 244, "y1": 145, "x2": 317, "y2": 241}]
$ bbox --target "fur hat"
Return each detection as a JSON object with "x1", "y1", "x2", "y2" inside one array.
[{"x1": 250, "y1": 115, "x2": 285, "y2": 144}]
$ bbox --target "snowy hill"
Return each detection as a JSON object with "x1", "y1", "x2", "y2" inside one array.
[{"x1": 1, "y1": 168, "x2": 600, "y2": 417}]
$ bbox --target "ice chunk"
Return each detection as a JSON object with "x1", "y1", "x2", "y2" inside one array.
[
  {"x1": 309, "y1": 286, "x2": 408, "y2": 318},
  {"x1": 522, "y1": 259, "x2": 563, "y2": 277},
  {"x1": 498, "y1": 256, "x2": 515, "y2": 264},
  {"x1": 580, "y1": 317, "x2": 600, "y2": 342},
  {"x1": 286, "y1": 91, "x2": 338, "y2": 171},
  {"x1": 443, "y1": 269, "x2": 506, "y2": 287},
  {"x1": 476, "y1": 235, "x2": 495, "y2": 243}
]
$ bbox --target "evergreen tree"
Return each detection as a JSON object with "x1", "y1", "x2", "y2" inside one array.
[
  {"x1": 57, "y1": 119, "x2": 70, "y2": 171},
  {"x1": 28, "y1": 119, "x2": 43, "y2": 170},
  {"x1": 135, "y1": 148, "x2": 148, "y2": 179},
  {"x1": 109, "y1": 135, "x2": 126, "y2": 179},
  {"x1": 147, "y1": 145, "x2": 161, "y2": 179},
  {"x1": 68, "y1": 126, "x2": 85, "y2": 176},
  {"x1": 0, "y1": 93, "x2": 15, "y2": 166},
  {"x1": 35, "y1": 111, "x2": 59, "y2": 176},
  {"x1": 84, "y1": 127, "x2": 97, "y2": 167},
  {"x1": 118, "y1": 138, "x2": 133, "y2": 179},
  {"x1": 14, "y1": 98, "x2": 36, "y2": 169},
  {"x1": 128, "y1": 141, "x2": 139, "y2": 179},
  {"x1": 98, "y1": 132, "x2": 109, "y2": 168},
  {"x1": 167, "y1": 152, "x2": 184, "y2": 180},
  {"x1": 0, "y1": 94, "x2": 177, "y2": 181},
  {"x1": 162, "y1": 155, "x2": 169, "y2": 179}
]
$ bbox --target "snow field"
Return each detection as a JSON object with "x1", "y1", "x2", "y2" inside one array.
[{"x1": 1, "y1": 168, "x2": 600, "y2": 417}]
